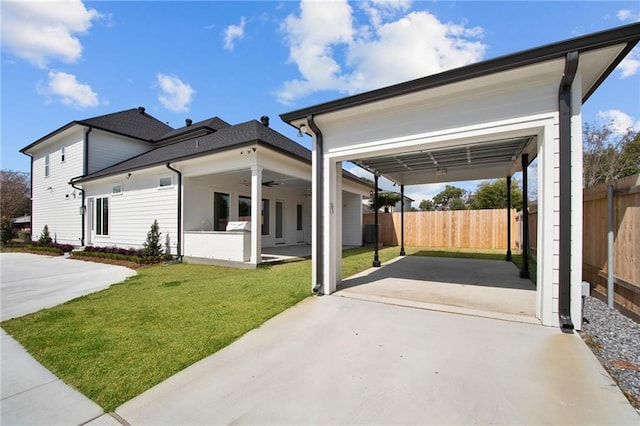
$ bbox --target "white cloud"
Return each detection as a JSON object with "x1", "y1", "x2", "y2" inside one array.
[
  {"x1": 224, "y1": 16, "x2": 246, "y2": 50},
  {"x1": 597, "y1": 109, "x2": 640, "y2": 135},
  {"x1": 617, "y1": 9, "x2": 632, "y2": 21},
  {"x1": 276, "y1": 0, "x2": 486, "y2": 105},
  {"x1": 616, "y1": 9, "x2": 640, "y2": 22},
  {"x1": 618, "y1": 47, "x2": 640, "y2": 78},
  {"x1": 156, "y1": 74, "x2": 196, "y2": 113},
  {"x1": 40, "y1": 71, "x2": 99, "y2": 108},
  {"x1": 1, "y1": 0, "x2": 100, "y2": 68}
]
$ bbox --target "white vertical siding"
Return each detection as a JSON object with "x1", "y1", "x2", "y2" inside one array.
[
  {"x1": 30, "y1": 129, "x2": 85, "y2": 245},
  {"x1": 83, "y1": 166, "x2": 178, "y2": 252},
  {"x1": 88, "y1": 131, "x2": 153, "y2": 174}
]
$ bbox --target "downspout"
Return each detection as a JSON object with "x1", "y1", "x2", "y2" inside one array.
[
  {"x1": 67, "y1": 127, "x2": 91, "y2": 247},
  {"x1": 306, "y1": 115, "x2": 324, "y2": 294},
  {"x1": 29, "y1": 155, "x2": 34, "y2": 242},
  {"x1": 558, "y1": 51, "x2": 579, "y2": 332},
  {"x1": 69, "y1": 176, "x2": 85, "y2": 246},
  {"x1": 166, "y1": 163, "x2": 182, "y2": 260}
]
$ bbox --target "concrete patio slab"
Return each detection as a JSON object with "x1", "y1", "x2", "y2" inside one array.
[
  {"x1": 337, "y1": 256, "x2": 538, "y2": 323},
  {"x1": 112, "y1": 296, "x2": 638, "y2": 425}
]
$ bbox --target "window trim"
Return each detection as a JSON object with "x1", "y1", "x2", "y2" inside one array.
[
  {"x1": 112, "y1": 182, "x2": 123, "y2": 196},
  {"x1": 158, "y1": 176, "x2": 173, "y2": 189},
  {"x1": 61, "y1": 147, "x2": 66, "y2": 163},
  {"x1": 44, "y1": 154, "x2": 50, "y2": 177},
  {"x1": 262, "y1": 198, "x2": 270, "y2": 236},
  {"x1": 95, "y1": 196, "x2": 109, "y2": 236}
]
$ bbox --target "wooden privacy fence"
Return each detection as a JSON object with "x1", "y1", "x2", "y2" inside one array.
[
  {"x1": 362, "y1": 209, "x2": 518, "y2": 250},
  {"x1": 582, "y1": 174, "x2": 639, "y2": 321}
]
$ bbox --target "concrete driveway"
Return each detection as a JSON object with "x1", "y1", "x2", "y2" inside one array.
[
  {"x1": 1, "y1": 252, "x2": 136, "y2": 321},
  {"x1": 1, "y1": 253, "x2": 136, "y2": 425},
  {"x1": 109, "y1": 296, "x2": 638, "y2": 425}
]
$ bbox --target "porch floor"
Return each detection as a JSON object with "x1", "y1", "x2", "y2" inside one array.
[
  {"x1": 336, "y1": 255, "x2": 539, "y2": 324},
  {"x1": 261, "y1": 244, "x2": 311, "y2": 263}
]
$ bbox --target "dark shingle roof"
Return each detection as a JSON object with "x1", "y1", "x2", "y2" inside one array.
[
  {"x1": 77, "y1": 120, "x2": 312, "y2": 182},
  {"x1": 21, "y1": 107, "x2": 173, "y2": 153},
  {"x1": 155, "y1": 117, "x2": 231, "y2": 145}
]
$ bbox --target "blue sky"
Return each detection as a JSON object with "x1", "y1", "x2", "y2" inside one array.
[{"x1": 2, "y1": 1, "x2": 639, "y2": 203}]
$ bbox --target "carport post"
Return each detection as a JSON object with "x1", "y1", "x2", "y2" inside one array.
[
  {"x1": 506, "y1": 176, "x2": 512, "y2": 261},
  {"x1": 400, "y1": 184, "x2": 406, "y2": 256},
  {"x1": 373, "y1": 174, "x2": 381, "y2": 267},
  {"x1": 520, "y1": 154, "x2": 530, "y2": 279}
]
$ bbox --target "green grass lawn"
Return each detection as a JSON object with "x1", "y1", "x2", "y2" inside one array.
[
  {"x1": 1, "y1": 246, "x2": 533, "y2": 411},
  {"x1": 2, "y1": 261, "x2": 312, "y2": 411}
]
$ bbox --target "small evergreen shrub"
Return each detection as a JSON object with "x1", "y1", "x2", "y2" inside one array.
[
  {"x1": 38, "y1": 225, "x2": 53, "y2": 246},
  {"x1": 142, "y1": 220, "x2": 163, "y2": 260}
]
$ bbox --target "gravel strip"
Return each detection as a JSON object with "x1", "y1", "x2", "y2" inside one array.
[{"x1": 580, "y1": 296, "x2": 640, "y2": 410}]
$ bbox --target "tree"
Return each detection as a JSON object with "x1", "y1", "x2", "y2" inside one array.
[
  {"x1": 432, "y1": 185, "x2": 469, "y2": 210},
  {"x1": 0, "y1": 170, "x2": 30, "y2": 220},
  {"x1": 368, "y1": 191, "x2": 402, "y2": 212},
  {"x1": 471, "y1": 178, "x2": 523, "y2": 210},
  {"x1": 419, "y1": 199, "x2": 436, "y2": 211},
  {"x1": 142, "y1": 220, "x2": 164, "y2": 259},
  {"x1": 583, "y1": 122, "x2": 640, "y2": 187}
]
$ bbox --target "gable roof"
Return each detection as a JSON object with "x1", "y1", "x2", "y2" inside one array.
[
  {"x1": 75, "y1": 120, "x2": 312, "y2": 183},
  {"x1": 21, "y1": 107, "x2": 173, "y2": 154},
  {"x1": 281, "y1": 22, "x2": 640, "y2": 124}
]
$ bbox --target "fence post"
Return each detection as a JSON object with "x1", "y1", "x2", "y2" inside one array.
[
  {"x1": 372, "y1": 173, "x2": 381, "y2": 267},
  {"x1": 607, "y1": 184, "x2": 614, "y2": 308},
  {"x1": 506, "y1": 176, "x2": 512, "y2": 261}
]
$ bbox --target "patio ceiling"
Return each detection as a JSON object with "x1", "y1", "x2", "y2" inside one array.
[{"x1": 352, "y1": 136, "x2": 533, "y2": 185}]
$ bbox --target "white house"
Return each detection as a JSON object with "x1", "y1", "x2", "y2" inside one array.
[
  {"x1": 281, "y1": 23, "x2": 640, "y2": 330},
  {"x1": 21, "y1": 110, "x2": 370, "y2": 267}
]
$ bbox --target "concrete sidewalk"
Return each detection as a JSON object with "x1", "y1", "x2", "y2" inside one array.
[
  {"x1": 1, "y1": 253, "x2": 136, "y2": 425},
  {"x1": 108, "y1": 296, "x2": 638, "y2": 425}
]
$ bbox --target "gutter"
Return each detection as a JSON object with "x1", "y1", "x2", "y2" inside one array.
[
  {"x1": 68, "y1": 176, "x2": 85, "y2": 246},
  {"x1": 306, "y1": 115, "x2": 324, "y2": 295},
  {"x1": 558, "y1": 50, "x2": 579, "y2": 332},
  {"x1": 166, "y1": 163, "x2": 182, "y2": 260}
]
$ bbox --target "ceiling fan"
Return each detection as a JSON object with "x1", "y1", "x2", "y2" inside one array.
[{"x1": 240, "y1": 179, "x2": 282, "y2": 187}]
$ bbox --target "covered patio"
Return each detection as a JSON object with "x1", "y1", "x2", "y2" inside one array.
[{"x1": 281, "y1": 23, "x2": 640, "y2": 329}]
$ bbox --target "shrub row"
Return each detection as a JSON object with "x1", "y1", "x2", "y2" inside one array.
[
  {"x1": 83, "y1": 246, "x2": 144, "y2": 257},
  {"x1": 1, "y1": 242, "x2": 73, "y2": 254},
  {"x1": 72, "y1": 250, "x2": 145, "y2": 264}
]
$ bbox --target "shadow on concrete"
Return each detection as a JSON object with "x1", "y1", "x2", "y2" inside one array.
[{"x1": 339, "y1": 255, "x2": 535, "y2": 291}]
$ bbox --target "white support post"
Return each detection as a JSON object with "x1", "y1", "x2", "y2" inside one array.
[
  {"x1": 335, "y1": 161, "x2": 343, "y2": 284},
  {"x1": 570, "y1": 71, "x2": 584, "y2": 328},
  {"x1": 322, "y1": 156, "x2": 338, "y2": 295},
  {"x1": 250, "y1": 165, "x2": 262, "y2": 265}
]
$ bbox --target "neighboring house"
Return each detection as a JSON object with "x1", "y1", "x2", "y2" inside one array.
[{"x1": 21, "y1": 109, "x2": 370, "y2": 266}]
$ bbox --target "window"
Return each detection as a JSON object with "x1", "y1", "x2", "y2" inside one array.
[
  {"x1": 44, "y1": 154, "x2": 50, "y2": 177},
  {"x1": 159, "y1": 176, "x2": 172, "y2": 188},
  {"x1": 112, "y1": 183, "x2": 122, "y2": 195},
  {"x1": 262, "y1": 199, "x2": 270, "y2": 235},
  {"x1": 61, "y1": 147, "x2": 65, "y2": 163},
  {"x1": 214, "y1": 192, "x2": 229, "y2": 231},
  {"x1": 297, "y1": 204, "x2": 303, "y2": 231},
  {"x1": 239, "y1": 196, "x2": 251, "y2": 222},
  {"x1": 96, "y1": 197, "x2": 109, "y2": 236}
]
